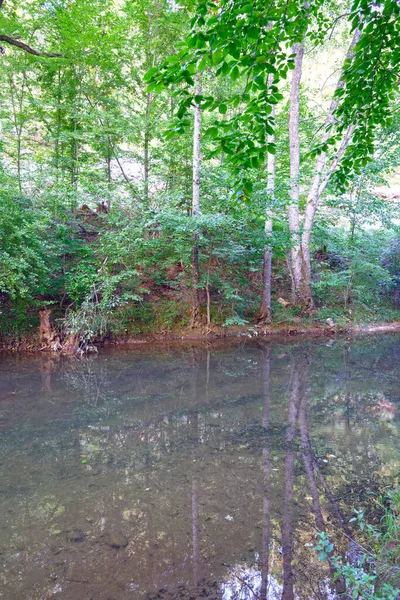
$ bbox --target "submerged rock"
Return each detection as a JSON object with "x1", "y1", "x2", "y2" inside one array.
[
  {"x1": 104, "y1": 531, "x2": 128, "y2": 548},
  {"x1": 67, "y1": 563, "x2": 90, "y2": 583},
  {"x1": 65, "y1": 528, "x2": 85, "y2": 543}
]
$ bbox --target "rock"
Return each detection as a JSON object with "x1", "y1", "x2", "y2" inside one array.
[
  {"x1": 104, "y1": 532, "x2": 128, "y2": 548},
  {"x1": 67, "y1": 564, "x2": 90, "y2": 583},
  {"x1": 65, "y1": 528, "x2": 85, "y2": 542}
]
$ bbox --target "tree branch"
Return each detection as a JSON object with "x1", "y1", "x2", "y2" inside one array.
[
  {"x1": 318, "y1": 124, "x2": 354, "y2": 196},
  {"x1": 328, "y1": 12, "x2": 351, "y2": 40},
  {"x1": 0, "y1": 34, "x2": 62, "y2": 57}
]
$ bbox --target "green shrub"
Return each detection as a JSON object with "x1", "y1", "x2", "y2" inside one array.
[{"x1": 314, "y1": 487, "x2": 400, "y2": 599}]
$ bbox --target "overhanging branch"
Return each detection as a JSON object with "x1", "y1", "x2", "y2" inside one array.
[{"x1": 0, "y1": 34, "x2": 62, "y2": 57}]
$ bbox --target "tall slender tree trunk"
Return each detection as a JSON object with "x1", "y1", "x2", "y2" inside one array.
[
  {"x1": 144, "y1": 8, "x2": 152, "y2": 204},
  {"x1": 190, "y1": 78, "x2": 201, "y2": 328},
  {"x1": 71, "y1": 117, "x2": 79, "y2": 187},
  {"x1": 106, "y1": 153, "x2": 111, "y2": 183},
  {"x1": 259, "y1": 74, "x2": 275, "y2": 323},
  {"x1": 9, "y1": 73, "x2": 26, "y2": 194},
  {"x1": 54, "y1": 69, "x2": 62, "y2": 177},
  {"x1": 144, "y1": 92, "x2": 151, "y2": 204},
  {"x1": 299, "y1": 29, "x2": 361, "y2": 308},
  {"x1": 192, "y1": 82, "x2": 201, "y2": 215},
  {"x1": 16, "y1": 137, "x2": 22, "y2": 193},
  {"x1": 288, "y1": 43, "x2": 305, "y2": 305}
]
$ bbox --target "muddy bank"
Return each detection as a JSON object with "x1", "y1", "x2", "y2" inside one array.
[{"x1": 1, "y1": 320, "x2": 400, "y2": 353}]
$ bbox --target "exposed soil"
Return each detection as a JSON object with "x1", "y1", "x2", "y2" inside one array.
[{"x1": 1, "y1": 320, "x2": 400, "y2": 353}]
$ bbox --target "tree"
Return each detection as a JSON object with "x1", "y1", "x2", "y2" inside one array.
[
  {"x1": 288, "y1": 28, "x2": 361, "y2": 308},
  {"x1": 148, "y1": 0, "x2": 400, "y2": 310},
  {"x1": 1, "y1": 0, "x2": 400, "y2": 343},
  {"x1": 191, "y1": 74, "x2": 202, "y2": 327},
  {"x1": 259, "y1": 72, "x2": 275, "y2": 323}
]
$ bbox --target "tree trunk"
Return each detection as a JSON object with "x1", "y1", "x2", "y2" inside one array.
[
  {"x1": 192, "y1": 81, "x2": 201, "y2": 217},
  {"x1": 39, "y1": 309, "x2": 61, "y2": 351},
  {"x1": 205, "y1": 242, "x2": 213, "y2": 328},
  {"x1": 144, "y1": 92, "x2": 151, "y2": 204},
  {"x1": 71, "y1": 117, "x2": 79, "y2": 187},
  {"x1": 299, "y1": 29, "x2": 361, "y2": 308},
  {"x1": 190, "y1": 233, "x2": 201, "y2": 327},
  {"x1": 61, "y1": 333, "x2": 79, "y2": 355},
  {"x1": 259, "y1": 74, "x2": 275, "y2": 323},
  {"x1": 54, "y1": 69, "x2": 62, "y2": 176},
  {"x1": 16, "y1": 136, "x2": 22, "y2": 193},
  {"x1": 9, "y1": 73, "x2": 26, "y2": 194},
  {"x1": 190, "y1": 78, "x2": 202, "y2": 328},
  {"x1": 106, "y1": 153, "x2": 111, "y2": 183},
  {"x1": 260, "y1": 246, "x2": 272, "y2": 322},
  {"x1": 287, "y1": 42, "x2": 305, "y2": 304}
]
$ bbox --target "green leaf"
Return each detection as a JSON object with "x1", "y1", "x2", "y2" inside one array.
[
  {"x1": 198, "y1": 55, "x2": 208, "y2": 72},
  {"x1": 144, "y1": 67, "x2": 159, "y2": 81},
  {"x1": 221, "y1": 61, "x2": 232, "y2": 76},
  {"x1": 232, "y1": 95, "x2": 240, "y2": 107},
  {"x1": 212, "y1": 50, "x2": 223, "y2": 65},
  {"x1": 231, "y1": 66, "x2": 240, "y2": 81},
  {"x1": 265, "y1": 63, "x2": 276, "y2": 74},
  {"x1": 207, "y1": 126, "x2": 219, "y2": 138}
]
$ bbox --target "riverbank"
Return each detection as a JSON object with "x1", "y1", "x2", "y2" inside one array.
[
  {"x1": 1, "y1": 319, "x2": 400, "y2": 353},
  {"x1": 106, "y1": 319, "x2": 400, "y2": 345}
]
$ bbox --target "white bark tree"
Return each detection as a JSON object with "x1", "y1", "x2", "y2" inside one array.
[
  {"x1": 259, "y1": 77, "x2": 275, "y2": 323},
  {"x1": 190, "y1": 76, "x2": 202, "y2": 327},
  {"x1": 287, "y1": 42, "x2": 305, "y2": 304},
  {"x1": 299, "y1": 29, "x2": 361, "y2": 307},
  {"x1": 287, "y1": 31, "x2": 361, "y2": 309}
]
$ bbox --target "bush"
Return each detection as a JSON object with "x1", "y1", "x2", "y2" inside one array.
[
  {"x1": 314, "y1": 487, "x2": 400, "y2": 599},
  {"x1": 382, "y1": 235, "x2": 400, "y2": 307}
]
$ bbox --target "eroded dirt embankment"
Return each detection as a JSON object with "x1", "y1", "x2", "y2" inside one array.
[{"x1": 1, "y1": 321, "x2": 400, "y2": 353}]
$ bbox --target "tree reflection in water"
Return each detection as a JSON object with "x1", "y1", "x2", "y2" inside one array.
[{"x1": 0, "y1": 335, "x2": 399, "y2": 599}]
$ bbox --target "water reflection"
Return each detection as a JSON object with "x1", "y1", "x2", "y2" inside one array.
[{"x1": 0, "y1": 335, "x2": 399, "y2": 600}]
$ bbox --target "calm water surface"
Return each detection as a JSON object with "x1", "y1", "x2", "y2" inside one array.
[{"x1": 0, "y1": 335, "x2": 399, "y2": 600}]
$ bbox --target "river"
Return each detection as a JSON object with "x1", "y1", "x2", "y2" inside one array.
[{"x1": 0, "y1": 334, "x2": 399, "y2": 599}]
